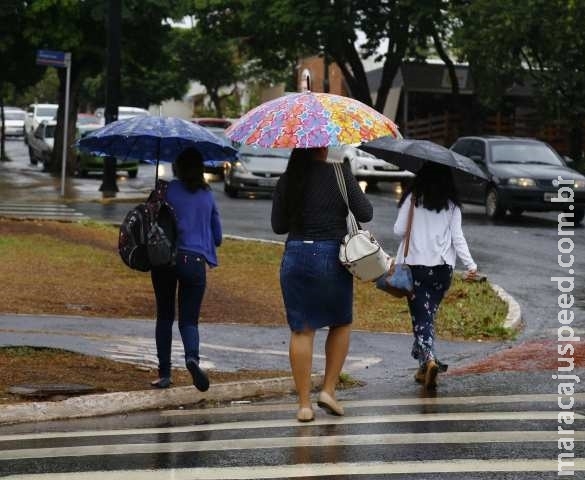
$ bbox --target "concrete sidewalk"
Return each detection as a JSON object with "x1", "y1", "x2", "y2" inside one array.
[{"x1": 0, "y1": 303, "x2": 520, "y2": 425}]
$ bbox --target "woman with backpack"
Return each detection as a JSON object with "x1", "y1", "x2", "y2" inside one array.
[
  {"x1": 393, "y1": 163, "x2": 477, "y2": 391},
  {"x1": 150, "y1": 147, "x2": 222, "y2": 391}
]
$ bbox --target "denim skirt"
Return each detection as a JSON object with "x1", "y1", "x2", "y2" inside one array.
[{"x1": 280, "y1": 240, "x2": 353, "y2": 332}]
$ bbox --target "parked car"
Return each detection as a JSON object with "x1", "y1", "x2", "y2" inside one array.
[
  {"x1": 24, "y1": 103, "x2": 58, "y2": 144},
  {"x1": 223, "y1": 144, "x2": 291, "y2": 197},
  {"x1": 1, "y1": 107, "x2": 26, "y2": 138},
  {"x1": 75, "y1": 123, "x2": 138, "y2": 178},
  {"x1": 450, "y1": 136, "x2": 585, "y2": 223},
  {"x1": 28, "y1": 120, "x2": 56, "y2": 167},
  {"x1": 328, "y1": 145, "x2": 414, "y2": 190},
  {"x1": 192, "y1": 118, "x2": 234, "y2": 176},
  {"x1": 94, "y1": 106, "x2": 150, "y2": 124}
]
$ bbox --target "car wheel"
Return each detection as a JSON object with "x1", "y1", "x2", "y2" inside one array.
[
  {"x1": 485, "y1": 187, "x2": 506, "y2": 219},
  {"x1": 224, "y1": 183, "x2": 238, "y2": 198},
  {"x1": 128, "y1": 170, "x2": 138, "y2": 179},
  {"x1": 572, "y1": 208, "x2": 584, "y2": 225}
]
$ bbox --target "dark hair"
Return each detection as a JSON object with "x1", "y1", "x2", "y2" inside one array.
[
  {"x1": 283, "y1": 148, "x2": 322, "y2": 229},
  {"x1": 174, "y1": 147, "x2": 209, "y2": 192},
  {"x1": 398, "y1": 163, "x2": 461, "y2": 212}
]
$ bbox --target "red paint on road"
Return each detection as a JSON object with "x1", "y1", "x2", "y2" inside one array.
[{"x1": 449, "y1": 339, "x2": 584, "y2": 375}]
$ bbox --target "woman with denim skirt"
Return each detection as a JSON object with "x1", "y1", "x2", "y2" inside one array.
[
  {"x1": 150, "y1": 147, "x2": 222, "y2": 392},
  {"x1": 271, "y1": 147, "x2": 373, "y2": 422},
  {"x1": 393, "y1": 163, "x2": 477, "y2": 391}
]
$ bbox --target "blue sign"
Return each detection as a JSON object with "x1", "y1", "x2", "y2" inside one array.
[{"x1": 36, "y1": 50, "x2": 70, "y2": 68}]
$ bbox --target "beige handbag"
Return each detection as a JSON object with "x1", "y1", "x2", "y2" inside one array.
[{"x1": 334, "y1": 162, "x2": 389, "y2": 281}]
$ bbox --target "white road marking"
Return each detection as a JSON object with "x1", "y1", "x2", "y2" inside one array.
[
  {"x1": 6, "y1": 458, "x2": 585, "y2": 478},
  {"x1": 162, "y1": 392, "x2": 585, "y2": 416},
  {"x1": 1, "y1": 430, "x2": 581, "y2": 461},
  {"x1": 0, "y1": 411, "x2": 576, "y2": 442}
]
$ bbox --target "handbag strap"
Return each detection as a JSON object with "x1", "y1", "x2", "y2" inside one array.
[
  {"x1": 402, "y1": 196, "x2": 415, "y2": 259},
  {"x1": 333, "y1": 162, "x2": 359, "y2": 235}
]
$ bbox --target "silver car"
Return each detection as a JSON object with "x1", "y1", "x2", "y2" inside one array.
[{"x1": 223, "y1": 145, "x2": 291, "y2": 198}]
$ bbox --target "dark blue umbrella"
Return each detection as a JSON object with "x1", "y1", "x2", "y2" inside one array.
[
  {"x1": 359, "y1": 136, "x2": 488, "y2": 181},
  {"x1": 76, "y1": 115, "x2": 237, "y2": 173}
]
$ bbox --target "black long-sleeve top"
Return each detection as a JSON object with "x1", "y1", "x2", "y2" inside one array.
[{"x1": 271, "y1": 160, "x2": 373, "y2": 241}]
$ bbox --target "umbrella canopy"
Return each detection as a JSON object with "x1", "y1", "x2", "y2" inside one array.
[
  {"x1": 76, "y1": 115, "x2": 237, "y2": 165},
  {"x1": 225, "y1": 92, "x2": 401, "y2": 148},
  {"x1": 359, "y1": 136, "x2": 488, "y2": 181}
]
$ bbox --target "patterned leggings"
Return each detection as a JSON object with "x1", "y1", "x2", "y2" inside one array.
[{"x1": 407, "y1": 265, "x2": 453, "y2": 367}]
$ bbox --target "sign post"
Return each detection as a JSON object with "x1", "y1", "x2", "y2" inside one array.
[{"x1": 36, "y1": 49, "x2": 72, "y2": 197}]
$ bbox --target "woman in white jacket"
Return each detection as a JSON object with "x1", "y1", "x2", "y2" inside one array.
[{"x1": 394, "y1": 163, "x2": 477, "y2": 390}]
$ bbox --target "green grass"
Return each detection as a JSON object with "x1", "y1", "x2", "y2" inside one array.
[{"x1": 0, "y1": 219, "x2": 512, "y2": 341}]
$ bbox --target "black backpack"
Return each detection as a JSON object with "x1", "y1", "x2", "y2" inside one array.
[{"x1": 119, "y1": 180, "x2": 177, "y2": 272}]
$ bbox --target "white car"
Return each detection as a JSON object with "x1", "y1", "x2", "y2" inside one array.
[
  {"x1": 328, "y1": 145, "x2": 414, "y2": 190},
  {"x1": 28, "y1": 120, "x2": 56, "y2": 167},
  {"x1": 1, "y1": 107, "x2": 26, "y2": 138},
  {"x1": 94, "y1": 106, "x2": 150, "y2": 124},
  {"x1": 24, "y1": 103, "x2": 58, "y2": 145}
]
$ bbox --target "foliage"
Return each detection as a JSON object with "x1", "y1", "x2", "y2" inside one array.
[
  {"x1": 171, "y1": 24, "x2": 241, "y2": 117},
  {"x1": 454, "y1": 0, "x2": 585, "y2": 164},
  {"x1": 192, "y1": 0, "x2": 458, "y2": 114}
]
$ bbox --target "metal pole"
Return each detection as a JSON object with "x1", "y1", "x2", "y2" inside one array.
[{"x1": 60, "y1": 53, "x2": 71, "y2": 197}]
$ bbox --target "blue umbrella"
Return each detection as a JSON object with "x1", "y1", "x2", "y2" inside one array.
[{"x1": 76, "y1": 115, "x2": 237, "y2": 177}]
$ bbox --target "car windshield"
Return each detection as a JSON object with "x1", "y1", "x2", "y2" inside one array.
[
  {"x1": 45, "y1": 125, "x2": 56, "y2": 138},
  {"x1": 37, "y1": 107, "x2": 58, "y2": 117},
  {"x1": 4, "y1": 111, "x2": 25, "y2": 121},
  {"x1": 239, "y1": 146, "x2": 291, "y2": 158},
  {"x1": 490, "y1": 142, "x2": 563, "y2": 166}
]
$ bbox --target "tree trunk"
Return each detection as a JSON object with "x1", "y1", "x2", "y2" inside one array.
[
  {"x1": 0, "y1": 97, "x2": 6, "y2": 162},
  {"x1": 208, "y1": 88, "x2": 223, "y2": 118}
]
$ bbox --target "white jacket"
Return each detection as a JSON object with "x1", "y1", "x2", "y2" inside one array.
[{"x1": 393, "y1": 193, "x2": 477, "y2": 271}]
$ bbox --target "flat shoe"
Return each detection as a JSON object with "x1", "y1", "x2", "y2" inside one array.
[
  {"x1": 424, "y1": 359, "x2": 439, "y2": 390},
  {"x1": 186, "y1": 358, "x2": 210, "y2": 392},
  {"x1": 296, "y1": 407, "x2": 314, "y2": 422},
  {"x1": 317, "y1": 391, "x2": 344, "y2": 416}
]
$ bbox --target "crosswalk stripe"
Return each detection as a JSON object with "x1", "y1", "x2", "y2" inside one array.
[
  {"x1": 1, "y1": 430, "x2": 582, "y2": 461},
  {"x1": 162, "y1": 392, "x2": 585, "y2": 416},
  {"x1": 0, "y1": 202, "x2": 86, "y2": 219},
  {"x1": 0, "y1": 410, "x2": 576, "y2": 442},
  {"x1": 6, "y1": 458, "x2": 585, "y2": 479}
]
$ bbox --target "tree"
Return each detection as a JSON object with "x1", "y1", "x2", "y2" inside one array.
[
  {"x1": 172, "y1": 25, "x2": 240, "y2": 117},
  {"x1": 194, "y1": 0, "x2": 457, "y2": 114},
  {"x1": 17, "y1": 0, "x2": 188, "y2": 175},
  {"x1": 454, "y1": 0, "x2": 585, "y2": 168}
]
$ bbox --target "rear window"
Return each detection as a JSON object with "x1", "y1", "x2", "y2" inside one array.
[
  {"x1": 37, "y1": 106, "x2": 58, "y2": 117},
  {"x1": 45, "y1": 125, "x2": 56, "y2": 138},
  {"x1": 4, "y1": 112, "x2": 25, "y2": 121}
]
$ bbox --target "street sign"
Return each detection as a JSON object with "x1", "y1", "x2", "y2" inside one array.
[
  {"x1": 36, "y1": 50, "x2": 70, "y2": 68},
  {"x1": 35, "y1": 49, "x2": 72, "y2": 197}
]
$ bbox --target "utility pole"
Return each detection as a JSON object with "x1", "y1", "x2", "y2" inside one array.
[{"x1": 100, "y1": 0, "x2": 121, "y2": 197}]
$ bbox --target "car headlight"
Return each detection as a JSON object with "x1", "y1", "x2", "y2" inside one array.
[
  {"x1": 232, "y1": 161, "x2": 248, "y2": 173},
  {"x1": 573, "y1": 179, "x2": 585, "y2": 189},
  {"x1": 508, "y1": 177, "x2": 536, "y2": 187}
]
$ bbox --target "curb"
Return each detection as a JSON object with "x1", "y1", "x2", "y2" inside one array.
[
  {"x1": 0, "y1": 375, "x2": 323, "y2": 426},
  {"x1": 490, "y1": 282, "x2": 522, "y2": 331}
]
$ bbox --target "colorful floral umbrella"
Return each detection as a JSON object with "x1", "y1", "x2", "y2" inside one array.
[{"x1": 226, "y1": 92, "x2": 401, "y2": 148}]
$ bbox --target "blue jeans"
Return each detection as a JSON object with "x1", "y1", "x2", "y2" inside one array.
[
  {"x1": 151, "y1": 251, "x2": 206, "y2": 377},
  {"x1": 407, "y1": 265, "x2": 453, "y2": 367}
]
